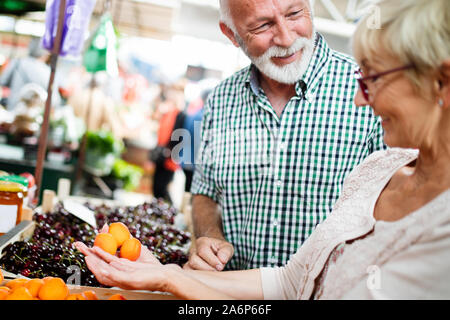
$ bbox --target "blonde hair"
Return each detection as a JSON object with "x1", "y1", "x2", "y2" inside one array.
[{"x1": 352, "y1": 0, "x2": 450, "y2": 90}]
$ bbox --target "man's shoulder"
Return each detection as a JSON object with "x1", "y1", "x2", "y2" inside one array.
[
  {"x1": 329, "y1": 49, "x2": 358, "y2": 68},
  {"x1": 206, "y1": 65, "x2": 251, "y2": 106}
]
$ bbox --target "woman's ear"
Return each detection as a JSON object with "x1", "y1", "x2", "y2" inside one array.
[{"x1": 437, "y1": 59, "x2": 450, "y2": 109}]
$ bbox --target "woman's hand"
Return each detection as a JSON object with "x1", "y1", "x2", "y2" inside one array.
[{"x1": 74, "y1": 241, "x2": 179, "y2": 292}]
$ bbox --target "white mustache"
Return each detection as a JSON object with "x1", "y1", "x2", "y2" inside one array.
[{"x1": 262, "y1": 37, "x2": 310, "y2": 59}]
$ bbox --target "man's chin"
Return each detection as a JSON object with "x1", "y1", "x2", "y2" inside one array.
[{"x1": 257, "y1": 63, "x2": 305, "y2": 85}]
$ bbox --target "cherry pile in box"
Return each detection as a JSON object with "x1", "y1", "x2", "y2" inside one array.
[{"x1": 0, "y1": 198, "x2": 191, "y2": 287}]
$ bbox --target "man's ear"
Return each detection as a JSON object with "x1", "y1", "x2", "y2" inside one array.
[{"x1": 219, "y1": 22, "x2": 240, "y2": 48}]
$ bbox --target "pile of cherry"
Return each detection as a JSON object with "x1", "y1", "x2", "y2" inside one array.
[{"x1": 0, "y1": 199, "x2": 191, "y2": 286}]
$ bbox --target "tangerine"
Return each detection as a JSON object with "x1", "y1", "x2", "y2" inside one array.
[
  {"x1": 120, "y1": 237, "x2": 141, "y2": 261},
  {"x1": 108, "y1": 293, "x2": 127, "y2": 300},
  {"x1": 108, "y1": 222, "x2": 131, "y2": 247},
  {"x1": 6, "y1": 278, "x2": 28, "y2": 290},
  {"x1": 25, "y1": 278, "x2": 45, "y2": 297},
  {"x1": 38, "y1": 277, "x2": 69, "y2": 300},
  {"x1": 94, "y1": 233, "x2": 118, "y2": 255},
  {"x1": 5, "y1": 286, "x2": 33, "y2": 300},
  {"x1": 82, "y1": 290, "x2": 98, "y2": 300},
  {"x1": 66, "y1": 293, "x2": 86, "y2": 300}
]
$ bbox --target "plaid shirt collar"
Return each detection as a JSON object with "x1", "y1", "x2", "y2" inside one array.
[{"x1": 244, "y1": 32, "x2": 330, "y2": 102}]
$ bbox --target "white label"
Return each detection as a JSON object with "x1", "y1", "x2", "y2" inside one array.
[
  {"x1": 0, "y1": 204, "x2": 18, "y2": 233},
  {"x1": 63, "y1": 200, "x2": 97, "y2": 228}
]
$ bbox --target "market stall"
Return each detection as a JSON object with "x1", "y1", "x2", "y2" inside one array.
[{"x1": 0, "y1": 0, "x2": 194, "y2": 301}]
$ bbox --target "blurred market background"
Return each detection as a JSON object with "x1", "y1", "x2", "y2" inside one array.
[{"x1": 0, "y1": 0, "x2": 370, "y2": 212}]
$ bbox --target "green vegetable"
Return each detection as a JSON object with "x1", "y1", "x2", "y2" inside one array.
[
  {"x1": 86, "y1": 130, "x2": 124, "y2": 156},
  {"x1": 112, "y1": 159, "x2": 143, "y2": 191}
]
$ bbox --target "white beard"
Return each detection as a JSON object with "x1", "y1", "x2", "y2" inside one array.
[{"x1": 236, "y1": 32, "x2": 316, "y2": 84}]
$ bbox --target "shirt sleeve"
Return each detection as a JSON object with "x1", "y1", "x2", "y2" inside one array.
[
  {"x1": 190, "y1": 97, "x2": 218, "y2": 202},
  {"x1": 259, "y1": 246, "x2": 312, "y2": 300}
]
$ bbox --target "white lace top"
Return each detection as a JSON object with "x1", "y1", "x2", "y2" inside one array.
[{"x1": 260, "y1": 148, "x2": 450, "y2": 299}]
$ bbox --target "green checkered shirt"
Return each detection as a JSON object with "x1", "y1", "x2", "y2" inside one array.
[{"x1": 191, "y1": 34, "x2": 386, "y2": 270}]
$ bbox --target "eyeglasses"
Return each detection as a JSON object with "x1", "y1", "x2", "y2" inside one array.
[{"x1": 355, "y1": 64, "x2": 414, "y2": 100}]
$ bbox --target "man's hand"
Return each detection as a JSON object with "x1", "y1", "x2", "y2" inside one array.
[{"x1": 184, "y1": 237, "x2": 234, "y2": 271}]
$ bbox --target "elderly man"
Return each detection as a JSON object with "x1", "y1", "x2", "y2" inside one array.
[{"x1": 186, "y1": 0, "x2": 385, "y2": 271}]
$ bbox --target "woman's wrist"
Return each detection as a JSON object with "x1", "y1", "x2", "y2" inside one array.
[{"x1": 160, "y1": 264, "x2": 184, "y2": 294}]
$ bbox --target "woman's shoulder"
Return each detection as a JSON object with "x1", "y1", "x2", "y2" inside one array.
[{"x1": 343, "y1": 148, "x2": 419, "y2": 187}]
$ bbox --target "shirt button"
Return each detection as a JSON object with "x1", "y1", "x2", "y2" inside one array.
[
  {"x1": 279, "y1": 142, "x2": 287, "y2": 150},
  {"x1": 272, "y1": 218, "x2": 279, "y2": 226},
  {"x1": 275, "y1": 180, "x2": 283, "y2": 188}
]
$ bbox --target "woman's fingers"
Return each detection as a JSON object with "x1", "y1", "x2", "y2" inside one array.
[
  {"x1": 92, "y1": 246, "x2": 121, "y2": 263},
  {"x1": 100, "y1": 224, "x2": 109, "y2": 233},
  {"x1": 85, "y1": 255, "x2": 118, "y2": 287},
  {"x1": 74, "y1": 241, "x2": 94, "y2": 256}
]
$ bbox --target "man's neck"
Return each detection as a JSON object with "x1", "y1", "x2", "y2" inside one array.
[{"x1": 259, "y1": 73, "x2": 296, "y2": 118}]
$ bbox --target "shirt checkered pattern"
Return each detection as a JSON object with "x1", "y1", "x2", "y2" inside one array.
[{"x1": 191, "y1": 34, "x2": 386, "y2": 270}]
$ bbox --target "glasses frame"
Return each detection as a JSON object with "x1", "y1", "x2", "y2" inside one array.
[{"x1": 355, "y1": 64, "x2": 415, "y2": 101}]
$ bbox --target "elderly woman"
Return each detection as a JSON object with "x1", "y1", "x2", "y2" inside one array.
[{"x1": 76, "y1": 0, "x2": 450, "y2": 299}]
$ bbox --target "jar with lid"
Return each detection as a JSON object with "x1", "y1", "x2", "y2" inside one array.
[{"x1": 0, "y1": 181, "x2": 28, "y2": 236}]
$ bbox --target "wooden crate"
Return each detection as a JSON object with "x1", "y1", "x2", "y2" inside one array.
[
  {"x1": 0, "y1": 279, "x2": 177, "y2": 300},
  {"x1": 0, "y1": 222, "x2": 178, "y2": 300}
]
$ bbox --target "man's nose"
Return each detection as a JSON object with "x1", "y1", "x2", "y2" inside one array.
[
  {"x1": 354, "y1": 87, "x2": 369, "y2": 107},
  {"x1": 273, "y1": 20, "x2": 295, "y2": 48}
]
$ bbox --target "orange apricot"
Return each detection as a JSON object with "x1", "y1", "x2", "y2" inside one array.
[
  {"x1": 108, "y1": 222, "x2": 131, "y2": 247},
  {"x1": 6, "y1": 278, "x2": 28, "y2": 290},
  {"x1": 0, "y1": 287, "x2": 10, "y2": 300},
  {"x1": 82, "y1": 290, "x2": 98, "y2": 300},
  {"x1": 25, "y1": 278, "x2": 45, "y2": 297},
  {"x1": 120, "y1": 237, "x2": 141, "y2": 261},
  {"x1": 108, "y1": 293, "x2": 127, "y2": 300},
  {"x1": 5, "y1": 286, "x2": 33, "y2": 300},
  {"x1": 66, "y1": 293, "x2": 86, "y2": 300},
  {"x1": 38, "y1": 277, "x2": 69, "y2": 300},
  {"x1": 94, "y1": 233, "x2": 118, "y2": 255}
]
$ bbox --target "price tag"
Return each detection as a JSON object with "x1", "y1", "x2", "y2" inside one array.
[{"x1": 63, "y1": 200, "x2": 97, "y2": 228}]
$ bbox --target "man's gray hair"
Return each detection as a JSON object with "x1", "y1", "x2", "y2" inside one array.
[
  {"x1": 219, "y1": 0, "x2": 314, "y2": 34},
  {"x1": 219, "y1": 0, "x2": 237, "y2": 33}
]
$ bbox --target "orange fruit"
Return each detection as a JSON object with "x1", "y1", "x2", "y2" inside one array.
[
  {"x1": 38, "y1": 277, "x2": 69, "y2": 300},
  {"x1": 0, "y1": 269, "x2": 3, "y2": 283},
  {"x1": 94, "y1": 233, "x2": 118, "y2": 255},
  {"x1": 66, "y1": 293, "x2": 86, "y2": 300},
  {"x1": 5, "y1": 286, "x2": 33, "y2": 300},
  {"x1": 6, "y1": 278, "x2": 28, "y2": 290},
  {"x1": 0, "y1": 287, "x2": 10, "y2": 300},
  {"x1": 120, "y1": 237, "x2": 141, "y2": 261},
  {"x1": 108, "y1": 293, "x2": 127, "y2": 300},
  {"x1": 82, "y1": 290, "x2": 98, "y2": 300},
  {"x1": 25, "y1": 278, "x2": 45, "y2": 297},
  {"x1": 108, "y1": 222, "x2": 131, "y2": 247}
]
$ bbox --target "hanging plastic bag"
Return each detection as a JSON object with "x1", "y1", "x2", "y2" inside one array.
[{"x1": 42, "y1": 0, "x2": 96, "y2": 57}]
